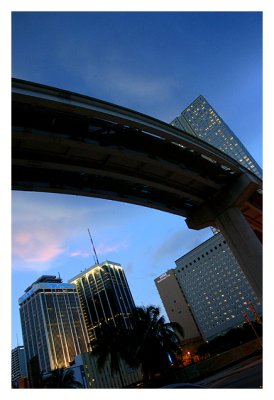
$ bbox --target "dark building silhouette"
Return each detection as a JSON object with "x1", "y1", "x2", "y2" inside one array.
[{"x1": 11, "y1": 345, "x2": 27, "y2": 388}]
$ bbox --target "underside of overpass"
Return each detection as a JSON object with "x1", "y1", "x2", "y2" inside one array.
[{"x1": 12, "y1": 78, "x2": 263, "y2": 301}]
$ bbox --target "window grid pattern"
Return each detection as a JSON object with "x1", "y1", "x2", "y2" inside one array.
[
  {"x1": 171, "y1": 95, "x2": 262, "y2": 179},
  {"x1": 71, "y1": 261, "x2": 135, "y2": 342},
  {"x1": 11, "y1": 346, "x2": 27, "y2": 380},
  {"x1": 19, "y1": 283, "x2": 89, "y2": 375},
  {"x1": 175, "y1": 233, "x2": 262, "y2": 339}
]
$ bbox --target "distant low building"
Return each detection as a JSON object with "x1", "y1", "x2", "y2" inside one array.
[{"x1": 74, "y1": 352, "x2": 142, "y2": 388}]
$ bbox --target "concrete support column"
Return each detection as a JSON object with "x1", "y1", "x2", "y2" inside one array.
[
  {"x1": 186, "y1": 173, "x2": 262, "y2": 303},
  {"x1": 215, "y1": 207, "x2": 262, "y2": 303}
]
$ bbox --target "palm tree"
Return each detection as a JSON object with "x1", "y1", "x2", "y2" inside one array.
[
  {"x1": 90, "y1": 321, "x2": 127, "y2": 387},
  {"x1": 126, "y1": 305, "x2": 184, "y2": 384},
  {"x1": 42, "y1": 367, "x2": 83, "y2": 388},
  {"x1": 91, "y1": 306, "x2": 184, "y2": 387}
]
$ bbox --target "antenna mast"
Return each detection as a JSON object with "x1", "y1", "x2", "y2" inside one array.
[{"x1": 88, "y1": 228, "x2": 99, "y2": 264}]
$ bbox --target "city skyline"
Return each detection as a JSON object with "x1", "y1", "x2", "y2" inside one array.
[{"x1": 10, "y1": 10, "x2": 262, "y2": 356}]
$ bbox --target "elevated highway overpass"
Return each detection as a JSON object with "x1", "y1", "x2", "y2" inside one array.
[{"x1": 12, "y1": 79, "x2": 262, "y2": 301}]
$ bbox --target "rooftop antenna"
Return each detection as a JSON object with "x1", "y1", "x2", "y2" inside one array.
[{"x1": 88, "y1": 228, "x2": 99, "y2": 264}]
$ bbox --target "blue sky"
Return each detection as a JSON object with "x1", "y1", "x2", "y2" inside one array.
[{"x1": 11, "y1": 11, "x2": 262, "y2": 350}]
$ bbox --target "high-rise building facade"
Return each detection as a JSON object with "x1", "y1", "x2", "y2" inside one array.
[
  {"x1": 155, "y1": 271, "x2": 201, "y2": 341},
  {"x1": 11, "y1": 345, "x2": 27, "y2": 385},
  {"x1": 19, "y1": 275, "x2": 89, "y2": 386},
  {"x1": 157, "y1": 233, "x2": 261, "y2": 340},
  {"x1": 156, "y1": 96, "x2": 263, "y2": 341},
  {"x1": 171, "y1": 95, "x2": 262, "y2": 179},
  {"x1": 69, "y1": 260, "x2": 136, "y2": 343}
]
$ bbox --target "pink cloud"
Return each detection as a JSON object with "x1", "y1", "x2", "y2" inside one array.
[
  {"x1": 24, "y1": 246, "x2": 65, "y2": 263},
  {"x1": 13, "y1": 229, "x2": 65, "y2": 265},
  {"x1": 15, "y1": 232, "x2": 30, "y2": 245}
]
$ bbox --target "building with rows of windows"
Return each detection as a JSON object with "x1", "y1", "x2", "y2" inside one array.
[
  {"x1": 11, "y1": 345, "x2": 27, "y2": 387},
  {"x1": 155, "y1": 233, "x2": 262, "y2": 340},
  {"x1": 69, "y1": 260, "x2": 136, "y2": 343},
  {"x1": 69, "y1": 261, "x2": 142, "y2": 388},
  {"x1": 19, "y1": 275, "x2": 89, "y2": 387},
  {"x1": 18, "y1": 263, "x2": 139, "y2": 388},
  {"x1": 158, "y1": 95, "x2": 263, "y2": 340},
  {"x1": 171, "y1": 95, "x2": 262, "y2": 179}
]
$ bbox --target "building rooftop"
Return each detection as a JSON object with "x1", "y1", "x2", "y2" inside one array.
[
  {"x1": 25, "y1": 275, "x2": 62, "y2": 292},
  {"x1": 69, "y1": 260, "x2": 122, "y2": 283}
]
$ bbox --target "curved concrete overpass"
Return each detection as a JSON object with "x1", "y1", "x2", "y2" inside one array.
[{"x1": 12, "y1": 78, "x2": 262, "y2": 300}]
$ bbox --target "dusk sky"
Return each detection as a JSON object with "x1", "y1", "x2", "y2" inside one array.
[{"x1": 10, "y1": 9, "x2": 264, "y2": 360}]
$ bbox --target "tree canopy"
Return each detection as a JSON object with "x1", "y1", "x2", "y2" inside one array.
[{"x1": 91, "y1": 305, "x2": 184, "y2": 386}]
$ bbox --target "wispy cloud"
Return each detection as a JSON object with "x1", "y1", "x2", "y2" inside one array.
[
  {"x1": 151, "y1": 228, "x2": 212, "y2": 265},
  {"x1": 97, "y1": 240, "x2": 129, "y2": 255},
  {"x1": 69, "y1": 250, "x2": 90, "y2": 258},
  {"x1": 12, "y1": 223, "x2": 67, "y2": 272},
  {"x1": 13, "y1": 231, "x2": 65, "y2": 263},
  {"x1": 152, "y1": 230, "x2": 186, "y2": 263},
  {"x1": 55, "y1": 41, "x2": 176, "y2": 108},
  {"x1": 12, "y1": 192, "x2": 140, "y2": 272},
  {"x1": 102, "y1": 68, "x2": 175, "y2": 104},
  {"x1": 68, "y1": 240, "x2": 128, "y2": 260}
]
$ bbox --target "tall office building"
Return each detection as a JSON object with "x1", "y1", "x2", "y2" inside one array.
[
  {"x1": 157, "y1": 96, "x2": 263, "y2": 341},
  {"x1": 156, "y1": 233, "x2": 262, "y2": 341},
  {"x1": 11, "y1": 345, "x2": 27, "y2": 386},
  {"x1": 155, "y1": 271, "x2": 201, "y2": 341},
  {"x1": 171, "y1": 95, "x2": 262, "y2": 179},
  {"x1": 69, "y1": 260, "x2": 136, "y2": 343},
  {"x1": 19, "y1": 275, "x2": 89, "y2": 387}
]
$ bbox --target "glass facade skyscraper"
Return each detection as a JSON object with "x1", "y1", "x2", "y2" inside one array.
[
  {"x1": 69, "y1": 260, "x2": 136, "y2": 343},
  {"x1": 19, "y1": 275, "x2": 89, "y2": 386},
  {"x1": 171, "y1": 95, "x2": 262, "y2": 179}
]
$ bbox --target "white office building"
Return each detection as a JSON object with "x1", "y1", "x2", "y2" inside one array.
[
  {"x1": 175, "y1": 233, "x2": 262, "y2": 339},
  {"x1": 156, "y1": 233, "x2": 262, "y2": 340}
]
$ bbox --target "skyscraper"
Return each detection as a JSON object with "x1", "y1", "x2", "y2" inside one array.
[
  {"x1": 156, "y1": 95, "x2": 263, "y2": 341},
  {"x1": 155, "y1": 271, "x2": 201, "y2": 341},
  {"x1": 11, "y1": 345, "x2": 27, "y2": 387},
  {"x1": 171, "y1": 95, "x2": 262, "y2": 179},
  {"x1": 19, "y1": 275, "x2": 89, "y2": 387},
  {"x1": 155, "y1": 233, "x2": 262, "y2": 340},
  {"x1": 69, "y1": 260, "x2": 135, "y2": 343}
]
